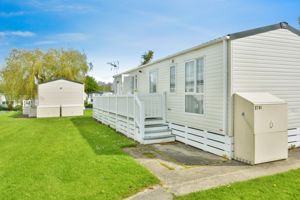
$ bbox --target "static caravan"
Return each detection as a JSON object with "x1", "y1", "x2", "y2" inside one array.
[
  {"x1": 37, "y1": 79, "x2": 84, "y2": 118},
  {"x1": 93, "y1": 22, "x2": 300, "y2": 163},
  {"x1": 0, "y1": 94, "x2": 6, "y2": 107}
]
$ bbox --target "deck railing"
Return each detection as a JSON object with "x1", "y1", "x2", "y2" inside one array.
[{"x1": 93, "y1": 93, "x2": 166, "y2": 140}]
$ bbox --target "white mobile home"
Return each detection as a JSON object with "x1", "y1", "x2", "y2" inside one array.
[
  {"x1": 37, "y1": 79, "x2": 84, "y2": 118},
  {"x1": 93, "y1": 22, "x2": 300, "y2": 161},
  {"x1": 0, "y1": 93, "x2": 6, "y2": 107}
]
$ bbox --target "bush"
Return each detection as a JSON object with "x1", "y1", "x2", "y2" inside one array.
[
  {"x1": 85, "y1": 103, "x2": 93, "y2": 109},
  {"x1": 0, "y1": 106, "x2": 9, "y2": 111},
  {"x1": 13, "y1": 105, "x2": 23, "y2": 111},
  {"x1": 0, "y1": 105, "x2": 22, "y2": 111}
]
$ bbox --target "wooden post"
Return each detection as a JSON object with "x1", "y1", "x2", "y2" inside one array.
[
  {"x1": 115, "y1": 95, "x2": 118, "y2": 131},
  {"x1": 140, "y1": 101, "x2": 145, "y2": 141},
  {"x1": 126, "y1": 95, "x2": 129, "y2": 137},
  {"x1": 162, "y1": 92, "x2": 167, "y2": 122},
  {"x1": 133, "y1": 94, "x2": 136, "y2": 140}
]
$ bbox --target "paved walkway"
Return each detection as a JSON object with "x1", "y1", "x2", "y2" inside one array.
[{"x1": 124, "y1": 142, "x2": 300, "y2": 200}]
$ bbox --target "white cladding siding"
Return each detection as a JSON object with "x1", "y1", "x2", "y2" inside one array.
[
  {"x1": 126, "y1": 42, "x2": 225, "y2": 134},
  {"x1": 38, "y1": 80, "x2": 84, "y2": 106},
  {"x1": 231, "y1": 29, "x2": 300, "y2": 130}
]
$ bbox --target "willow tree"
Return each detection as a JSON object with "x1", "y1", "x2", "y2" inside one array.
[{"x1": 0, "y1": 48, "x2": 91, "y2": 108}]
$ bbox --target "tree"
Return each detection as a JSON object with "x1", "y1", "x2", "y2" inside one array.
[
  {"x1": 84, "y1": 75, "x2": 100, "y2": 94},
  {"x1": 141, "y1": 50, "x2": 154, "y2": 65},
  {"x1": 0, "y1": 48, "x2": 91, "y2": 109}
]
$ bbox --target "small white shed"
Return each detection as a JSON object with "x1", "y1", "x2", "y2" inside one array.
[{"x1": 37, "y1": 79, "x2": 84, "y2": 118}]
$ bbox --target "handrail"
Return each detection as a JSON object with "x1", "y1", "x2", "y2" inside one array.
[
  {"x1": 93, "y1": 93, "x2": 166, "y2": 141},
  {"x1": 134, "y1": 94, "x2": 145, "y2": 140}
]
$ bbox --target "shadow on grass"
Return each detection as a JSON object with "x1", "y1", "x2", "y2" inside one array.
[{"x1": 71, "y1": 116, "x2": 136, "y2": 156}]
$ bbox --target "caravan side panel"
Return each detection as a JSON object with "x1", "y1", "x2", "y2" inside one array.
[
  {"x1": 127, "y1": 42, "x2": 226, "y2": 135},
  {"x1": 231, "y1": 29, "x2": 300, "y2": 131}
]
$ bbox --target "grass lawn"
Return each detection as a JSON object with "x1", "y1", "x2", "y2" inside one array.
[
  {"x1": 0, "y1": 111, "x2": 158, "y2": 200},
  {"x1": 176, "y1": 168, "x2": 300, "y2": 200}
]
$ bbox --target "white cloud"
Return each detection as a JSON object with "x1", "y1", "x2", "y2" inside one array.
[
  {"x1": 0, "y1": 11, "x2": 25, "y2": 17},
  {"x1": 34, "y1": 40, "x2": 57, "y2": 45},
  {"x1": 0, "y1": 31, "x2": 35, "y2": 37},
  {"x1": 33, "y1": 32, "x2": 88, "y2": 46}
]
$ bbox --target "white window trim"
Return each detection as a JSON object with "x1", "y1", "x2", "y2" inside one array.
[
  {"x1": 134, "y1": 75, "x2": 138, "y2": 92},
  {"x1": 184, "y1": 57, "x2": 206, "y2": 116},
  {"x1": 169, "y1": 64, "x2": 177, "y2": 93},
  {"x1": 149, "y1": 69, "x2": 158, "y2": 93}
]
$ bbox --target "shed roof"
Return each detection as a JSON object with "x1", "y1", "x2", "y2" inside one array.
[
  {"x1": 114, "y1": 22, "x2": 300, "y2": 77},
  {"x1": 235, "y1": 92, "x2": 286, "y2": 105},
  {"x1": 39, "y1": 78, "x2": 83, "y2": 85}
]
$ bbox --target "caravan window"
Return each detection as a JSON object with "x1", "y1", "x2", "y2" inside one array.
[
  {"x1": 170, "y1": 65, "x2": 176, "y2": 93},
  {"x1": 134, "y1": 75, "x2": 138, "y2": 91},
  {"x1": 185, "y1": 61, "x2": 194, "y2": 92},
  {"x1": 185, "y1": 58, "x2": 204, "y2": 114},
  {"x1": 149, "y1": 70, "x2": 158, "y2": 93}
]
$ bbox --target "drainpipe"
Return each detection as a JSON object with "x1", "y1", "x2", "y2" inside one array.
[{"x1": 222, "y1": 36, "x2": 230, "y2": 136}]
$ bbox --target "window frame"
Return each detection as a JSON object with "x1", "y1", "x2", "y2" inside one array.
[
  {"x1": 184, "y1": 57, "x2": 205, "y2": 115},
  {"x1": 149, "y1": 69, "x2": 158, "y2": 93},
  {"x1": 134, "y1": 75, "x2": 138, "y2": 92},
  {"x1": 169, "y1": 64, "x2": 176, "y2": 93}
]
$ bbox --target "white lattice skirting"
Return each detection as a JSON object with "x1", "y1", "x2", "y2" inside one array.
[
  {"x1": 169, "y1": 123, "x2": 233, "y2": 158},
  {"x1": 93, "y1": 108, "x2": 137, "y2": 140},
  {"x1": 288, "y1": 128, "x2": 300, "y2": 148},
  {"x1": 94, "y1": 107, "x2": 300, "y2": 159}
]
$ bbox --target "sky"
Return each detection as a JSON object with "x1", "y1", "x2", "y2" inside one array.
[{"x1": 0, "y1": 0, "x2": 299, "y2": 82}]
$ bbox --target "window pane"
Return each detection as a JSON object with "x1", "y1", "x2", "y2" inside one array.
[
  {"x1": 196, "y1": 58, "x2": 204, "y2": 93},
  {"x1": 130, "y1": 76, "x2": 134, "y2": 93},
  {"x1": 134, "y1": 75, "x2": 138, "y2": 90},
  {"x1": 170, "y1": 66, "x2": 176, "y2": 92},
  {"x1": 149, "y1": 71, "x2": 157, "y2": 93},
  {"x1": 185, "y1": 95, "x2": 204, "y2": 114},
  {"x1": 185, "y1": 61, "x2": 194, "y2": 92}
]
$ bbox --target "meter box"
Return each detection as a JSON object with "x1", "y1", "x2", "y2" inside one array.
[{"x1": 234, "y1": 92, "x2": 288, "y2": 165}]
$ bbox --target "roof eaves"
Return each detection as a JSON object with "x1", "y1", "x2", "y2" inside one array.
[
  {"x1": 229, "y1": 22, "x2": 300, "y2": 40},
  {"x1": 113, "y1": 36, "x2": 225, "y2": 77},
  {"x1": 114, "y1": 22, "x2": 300, "y2": 78},
  {"x1": 39, "y1": 78, "x2": 83, "y2": 85}
]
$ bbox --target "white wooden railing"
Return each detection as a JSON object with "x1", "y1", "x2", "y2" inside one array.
[
  {"x1": 139, "y1": 93, "x2": 166, "y2": 120},
  {"x1": 93, "y1": 93, "x2": 166, "y2": 140}
]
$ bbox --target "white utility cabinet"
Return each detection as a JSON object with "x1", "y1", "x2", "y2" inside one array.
[{"x1": 234, "y1": 92, "x2": 288, "y2": 164}]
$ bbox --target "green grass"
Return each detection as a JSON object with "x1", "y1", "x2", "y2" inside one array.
[
  {"x1": 176, "y1": 168, "x2": 300, "y2": 200},
  {"x1": 0, "y1": 111, "x2": 158, "y2": 200}
]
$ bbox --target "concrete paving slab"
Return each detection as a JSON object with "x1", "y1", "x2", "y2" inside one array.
[
  {"x1": 124, "y1": 142, "x2": 300, "y2": 198},
  {"x1": 126, "y1": 186, "x2": 173, "y2": 200}
]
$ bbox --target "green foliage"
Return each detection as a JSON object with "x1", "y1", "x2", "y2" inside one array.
[
  {"x1": 0, "y1": 48, "x2": 90, "y2": 102},
  {"x1": 0, "y1": 111, "x2": 158, "y2": 200},
  {"x1": 0, "y1": 105, "x2": 22, "y2": 111},
  {"x1": 176, "y1": 168, "x2": 300, "y2": 200},
  {"x1": 84, "y1": 102, "x2": 93, "y2": 108},
  {"x1": 99, "y1": 83, "x2": 112, "y2": 92},
  {"x1": 84, "y1": 75, "x2": 100, "y2": 93},
  {"x1": 141, "y1": 50, "x2": 154, "y2": 65}
]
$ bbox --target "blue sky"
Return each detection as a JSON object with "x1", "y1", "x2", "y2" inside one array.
[{"x1": 0, "y1": 0, "x2": 299, "y2": 82}]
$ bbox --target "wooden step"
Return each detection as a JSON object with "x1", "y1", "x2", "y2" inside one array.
[
  {"x1": 145, "y1": 124, "x2": 169, "y2": 132},
  {"x1": 142, "y1": 135, "x2": 175, "y2": 145},
  {"x1": 145, "y1": 118, "x2": 166, "y2": 125},
  {"x1": 144, "y1": 129, "x2": 172, "y2": 139}
]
